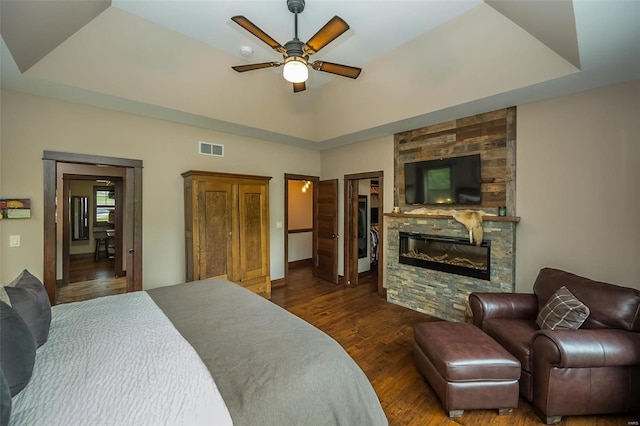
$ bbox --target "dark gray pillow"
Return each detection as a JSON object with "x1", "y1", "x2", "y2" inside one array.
[
  {"x1": 0, "y1": 369, "x2": 10, "y2": 426},
  {"x1": 0, "y1": 301, "x2": 37, "y2": 396},
  {"x1": 4, "y1": 270, "x2": 51, "y2": 347}
]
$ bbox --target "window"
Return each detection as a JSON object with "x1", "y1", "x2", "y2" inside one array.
[{"x1": 94, "y1": 186, "x2": 115, "y2": 226}]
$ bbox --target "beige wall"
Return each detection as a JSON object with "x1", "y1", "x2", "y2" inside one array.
[
  {"x1": 287, "y1": 180, "x2": 313, "y2": 230},
  {"x1": 319, "y1": 80, "x2": 640, "y2": 293},
  {"x1": 515, "y1": 80, "x2": 640, "y2": 291},
  {"x1": 0, "y1": 90, "x2": 321, "y2": 287}
]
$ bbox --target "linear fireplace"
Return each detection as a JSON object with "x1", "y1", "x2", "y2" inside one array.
[
  {"x1": 387, "y1": 214, "x2": 517, "y2": 322},
  {"x1": 399, "y1": 232, "x2": 490, "y2": 280}
]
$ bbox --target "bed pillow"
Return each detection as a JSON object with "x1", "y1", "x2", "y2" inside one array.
[
  {"x1": 0, "y1": 369, "x2": 10, "y2": 426},
  {"x1": 536, "y1": 286, "x2": 590, "y2": 330},
  {"x1": 0, "y1": 301, "x2": 37, "y2": 396},
  {"x1": 4, "y1": 269, "x2": 51, "y2": 347}
]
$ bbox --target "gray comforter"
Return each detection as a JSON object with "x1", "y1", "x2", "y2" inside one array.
[{"x1": 148, "y1": 279, "x2": 388, "y2": 426}]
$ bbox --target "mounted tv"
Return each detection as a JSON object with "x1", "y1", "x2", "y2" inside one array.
[{"x1": 404, "y1": 154, "x2": 482, "y2": 205}]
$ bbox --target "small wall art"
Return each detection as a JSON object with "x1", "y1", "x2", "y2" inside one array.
[{"x1": 0, "y1": 198, "x2": 31, "y2": 219}]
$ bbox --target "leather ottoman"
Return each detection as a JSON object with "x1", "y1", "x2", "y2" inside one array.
[{"x1": 413, "y1": 321, "x2": 521, "y2": 418}]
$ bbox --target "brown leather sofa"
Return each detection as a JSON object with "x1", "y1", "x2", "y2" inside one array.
[{"x1": 469, "y1": 267, "x2": 640, "y2": 424}]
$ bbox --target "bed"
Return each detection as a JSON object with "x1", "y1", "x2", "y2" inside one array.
[{"x1": 3, "y1": 276, "x2": 388, "y2": 426}]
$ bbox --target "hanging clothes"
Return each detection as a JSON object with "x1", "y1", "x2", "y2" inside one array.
[{"x1": 370, "y1": 227, "x2": 379, "y2": 265}]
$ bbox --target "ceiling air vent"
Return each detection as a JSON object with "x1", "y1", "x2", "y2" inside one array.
[{"x1": 199, "y1": 141, "x2": 224, "y2": 157}]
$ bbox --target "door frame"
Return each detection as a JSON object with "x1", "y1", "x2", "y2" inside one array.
[
  {"x1": 284, "y1": 174, "x2": 319, "y2": 279},
  {"x1": 343, "y1": 171, "x2": 384, "y2": 295},
  {"x1": 43, "y1": 151, "x2": 143, "y2": 305}
]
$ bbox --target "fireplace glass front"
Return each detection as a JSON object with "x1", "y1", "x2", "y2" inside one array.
[{"x1": 399, "y1": 232, "x2": 490, "y2": 280}]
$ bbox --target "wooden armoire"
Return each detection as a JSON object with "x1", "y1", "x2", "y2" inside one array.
[{"x1": 182, "y1": 171, "x2": 271, "y2": 298}]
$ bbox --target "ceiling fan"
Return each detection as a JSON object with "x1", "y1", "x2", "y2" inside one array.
[{"x1": 231, "y1": 0, "x2": 362, "y2": 93}]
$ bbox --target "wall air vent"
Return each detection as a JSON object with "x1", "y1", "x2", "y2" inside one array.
[{"x1": 199, "y1": 141, "x2": 224, "y2": 157}]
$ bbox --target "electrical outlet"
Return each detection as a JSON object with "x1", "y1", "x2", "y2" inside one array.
[{"x1": 9, "y1": 235, "x2": 20, "y2": 247}]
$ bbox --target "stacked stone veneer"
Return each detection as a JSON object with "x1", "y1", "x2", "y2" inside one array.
[{"x1": 386, "y1": 214, "x2": 516, "y2": 322}]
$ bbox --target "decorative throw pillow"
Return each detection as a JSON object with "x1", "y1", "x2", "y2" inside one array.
[
  {"x1": 536, "y1": 286, "x2": 590, "y2": 330},
  {"x1": 4, "y1": 269, "x2": 52, "y2": 347},
  {"x1": 0, "y1": 301, "x2": 37, "y2": 396}
]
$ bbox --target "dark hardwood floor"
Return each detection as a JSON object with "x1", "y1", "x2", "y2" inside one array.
[
  {"x1": 57, "y1": 255, "x2": 126, "y2": 304},
  {"x1": 56, "y1": 260, "x2": 635, "y2": 425},
  {"x1": 271, "y1": 266, "x2": 636, "y2": 426},
  {"x1": 69, "y1": 255, "x2": 115, "y2": 283}
]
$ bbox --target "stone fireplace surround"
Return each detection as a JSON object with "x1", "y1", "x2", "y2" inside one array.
[
  {"x1": 388, "y1": 107, "x2": 518, "y2": 322},
  {"x1": 386, "y1": 212, "x2": 518, "y2": 322}
]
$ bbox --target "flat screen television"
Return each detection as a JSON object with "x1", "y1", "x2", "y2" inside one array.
[{"x1": 404, "y1": 154, "x2": 482, "y2": 205}]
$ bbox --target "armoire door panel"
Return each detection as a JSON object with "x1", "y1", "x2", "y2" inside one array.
[
  {"x1": 199, "y1": 183, "x2": 233, "y2": 279},
  {"x1": 238, "y1": 184, "x2": 268, "y2": 281}
]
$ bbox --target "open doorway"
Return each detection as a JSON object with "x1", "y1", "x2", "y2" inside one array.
[
  {"x1": 283, "y1": 174, "x2": 318, "y2": 284},
  {"x1": 283, "y1": 174, "x2": 339, "y2": 285},
  {"x1": 344, "y1": 171, "x2": 384, "y2": 295},
  {"x1": 58, "y1": 174, "x2": 126, "y2": 303},
  {"x1": 43, "y1": 151, "x2": 143, "y2": 305}
]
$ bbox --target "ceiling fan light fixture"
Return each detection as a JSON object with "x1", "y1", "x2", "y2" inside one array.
[
  {"x1": 283, "y1": 56, "x2": 308, "y2": 83},
  {"x1": 231, "y1": 1, "x2": 361, "y2": 92}
]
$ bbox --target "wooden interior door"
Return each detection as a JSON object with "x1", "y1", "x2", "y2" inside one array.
[
  {"x1": 314, "y1": 179, "x2": 339, "y2": 283},
  {"x1": 237, "y1": 183, "x2": 269, "y2": 281},
  {"x1": 198, "y1": 180, "x2": 233, "y2": 280}
]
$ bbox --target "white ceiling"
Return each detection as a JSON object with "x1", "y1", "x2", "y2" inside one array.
[{"x1": 1, "y1": 0, "x2": 639, "y2": 149}]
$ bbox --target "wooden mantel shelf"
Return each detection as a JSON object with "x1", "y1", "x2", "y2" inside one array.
[{"x1": 384, "y1": 213, "x2": 520, "y2": 223}]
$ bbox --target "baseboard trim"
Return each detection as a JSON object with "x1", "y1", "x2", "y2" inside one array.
[
  {"x1": 288, "y1": 258, "x2": 312, "y2": 269},
  {"x1": 271, "y1": 278, "x2": 285, "y2": 288}
]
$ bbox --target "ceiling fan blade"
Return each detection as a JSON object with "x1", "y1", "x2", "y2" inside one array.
[
  {"x1": 304, "y1": 16, "x2": 349, "y2": 55},
  {"x1": 231, "y1": 16, "x2": 286, "y2": 54},
  {"x1": 311, "y1": 61, "x2": 361, "y2": 79},
  {"x1": 232, "y1": 62, "x2": 281, "y2": 72},
  {"x1": 293, "y1": 82, "x2": 306, "y2": 93}
]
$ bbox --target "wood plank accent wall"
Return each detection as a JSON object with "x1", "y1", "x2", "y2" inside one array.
[{"x1": 394, "y1": 107, "x2": 517, "y2": 215}]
